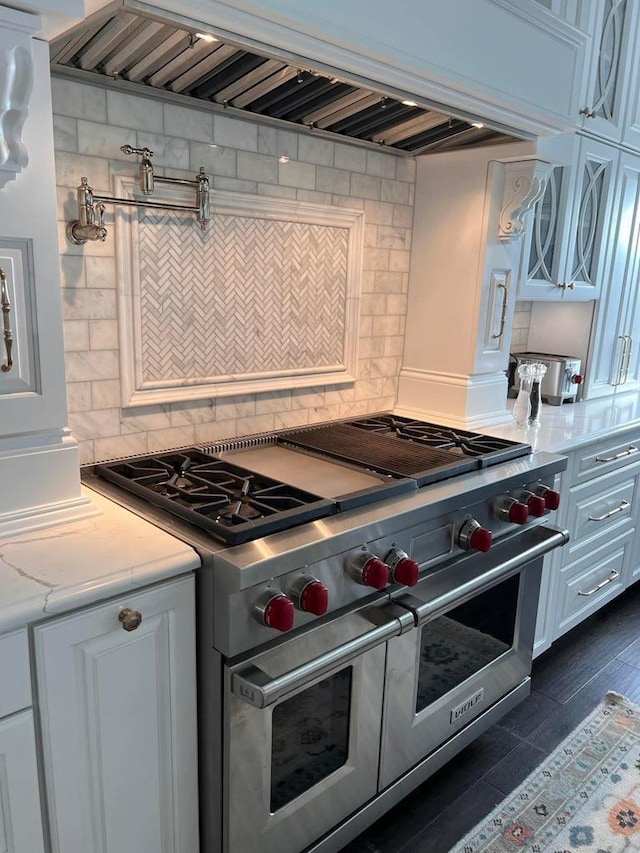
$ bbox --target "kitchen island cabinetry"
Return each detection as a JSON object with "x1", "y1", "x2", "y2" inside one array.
[
  {"x1": 519, "y1": 134, "x2": 617, "y2": 300},
  {"x1": 0, "y1": 629, "x2": 45, "y2": 853},
  {"x1": 34, "y1": 575, "x2": 199, "y2": 853},
  {"x1": 535, "y1": 427, "x2": 640, "y2": 646}
]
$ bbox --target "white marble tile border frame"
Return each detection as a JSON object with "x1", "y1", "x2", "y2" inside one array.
[{"x1": 114, "y1": 176, "x2": 364, "y2": 408}]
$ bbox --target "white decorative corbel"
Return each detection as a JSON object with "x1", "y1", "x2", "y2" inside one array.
[
  {"x1": 498, "y1": 158, "x2": 555, "y2": 242},
  {"x1": 0, "y1": 7, "x2": 38, "y2": 189}
]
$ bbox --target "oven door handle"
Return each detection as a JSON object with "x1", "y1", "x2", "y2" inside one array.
[
  {"x1": 232, "y1": 604, "x2": 414, "y2": 709},
  {"x1": 398, "y1": 525, "x2": 570, "y2": 627}
]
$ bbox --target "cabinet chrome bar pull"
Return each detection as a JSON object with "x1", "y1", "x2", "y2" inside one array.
[
  {"x1": 613, "y1": 335, "x2": 628, "y2": 386},
  {"x1": 595, "y1": 445, "x2": 638, "y2": 463},
  {"x1": 577, "y1": 569, "x2": 619, "y2": 596},
  {"x1": 622, "y1": 334, "x2": 633, "y2": 384},
  {"x1": 491, "y1": 282, "x2": 508, "y2": 339},
  {"x1": 0, "y1": 268, "x2": 13, "y2": 373},
  {"x1": 587, "y1": 499, "x2": 631, "y2": 522}
]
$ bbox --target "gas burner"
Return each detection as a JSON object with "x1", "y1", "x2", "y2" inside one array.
[{"x1": 96, "y1": 449, "x2": 336, "y2": 545}]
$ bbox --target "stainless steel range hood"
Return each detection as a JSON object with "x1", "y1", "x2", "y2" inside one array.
[{"x1": 50, "y1": 0, "x2": 526, "y2": 156}]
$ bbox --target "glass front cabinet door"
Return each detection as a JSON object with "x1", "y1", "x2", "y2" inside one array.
[
  {"x1": 519, "y1": 135, "x2": 617, "y2": 300},
  {"x1": 579, "y1": 0, "x2": 640, "y2": 143}
]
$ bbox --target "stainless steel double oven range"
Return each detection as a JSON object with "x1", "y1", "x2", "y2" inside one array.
[{"x1": 84, "y1": 414, "x2": 569, "y2": 853}]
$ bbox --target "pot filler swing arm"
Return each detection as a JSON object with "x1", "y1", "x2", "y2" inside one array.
[{"x1": 66, "y1": 144, "x2": 211, "y2": 244}]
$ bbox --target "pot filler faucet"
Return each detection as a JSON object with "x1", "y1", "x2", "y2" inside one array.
[{"x1": 66, "y1": 144, "x2": 211, "y2": 245}]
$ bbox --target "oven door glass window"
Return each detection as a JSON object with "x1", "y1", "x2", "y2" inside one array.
[
  {"x1": 416, "y1": 574, "x2": 518, "y2": 712},
  {"x1": 271, "y1": 667, "x2": 352, "y2": 812}
]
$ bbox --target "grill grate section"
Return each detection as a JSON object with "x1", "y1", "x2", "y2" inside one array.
[{"x1": 280, "y1": 424, "x2": 479, "y2": 485}]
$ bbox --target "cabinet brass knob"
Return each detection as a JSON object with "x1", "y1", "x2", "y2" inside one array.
[{"x1": 118, "y1": 608, "x2": 142, "y2": 631}]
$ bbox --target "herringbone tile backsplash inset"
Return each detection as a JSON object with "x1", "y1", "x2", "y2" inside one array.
[{"x1": 137, "y1": 210, "x2": 349, "y2": 383}]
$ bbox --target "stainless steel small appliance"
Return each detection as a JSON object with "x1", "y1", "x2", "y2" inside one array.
[
  {"x1": 509, "y1": 351, "x2": 583, "y2": 405},
  {"x1": 83, "y1": 414, "x2": 568, "y2": 853}
]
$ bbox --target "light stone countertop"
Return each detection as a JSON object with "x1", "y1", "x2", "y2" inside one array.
[
  {"x1": 482, "y1": 390, "x2": 640, "y2": 453},
  {"x1": 0, "y1": 486, "x2": 200, "y2": 634}
]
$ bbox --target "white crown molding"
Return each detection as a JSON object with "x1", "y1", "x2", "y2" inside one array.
[
  {"x1": 498, "y1": 158, "x2": 555, "y2": 242},
  {"x1": 0, "y1": 430, "x2": 99, "y2": 536},
  {"x1": 396, "y1": 367, "x2": 513, "y2": 428},
  {"x1": 114, "y1": 177, "x2": 363, "y2": 407},
  {"x1": 0, "y1": 7, "x2": 38, "y2": 189}
]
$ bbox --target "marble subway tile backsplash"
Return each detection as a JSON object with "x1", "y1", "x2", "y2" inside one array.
[
  {"x1": 52, "y1": 79, "x2": 416, "y2": 464},
  {"x1": 511, "y1": 301, "x2": 533, "y2": 352}
]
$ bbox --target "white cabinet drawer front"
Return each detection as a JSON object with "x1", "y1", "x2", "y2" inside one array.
[
  {"x1": 34, "y1": 576, "x2": 198, "y2": 853},
  {"x1": 558, "y1": 535, "x2": 630, "y2": 636},
  {"x1": 0, "y1": 710, "x2": 46, "y2": 853},
  {"x1": 562, "y1": 476, "x2": 636, "y2": 563},
  {"x1": 570, "y1": 434, "x2": 640, "y2": 483},
  {"x1": 0, "y1": 630, "x2": 31, "y2": 718}
]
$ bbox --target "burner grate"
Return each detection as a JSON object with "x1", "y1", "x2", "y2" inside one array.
[
  {"x1": 96, "y1": 449, "x2": 336, "y2": 545},
  {"x1": 280, "y1": 424, "x2": 478, "y2": 485},
  {"x1": 345, "y1": 414, "x2": 531, "y2": 467}
]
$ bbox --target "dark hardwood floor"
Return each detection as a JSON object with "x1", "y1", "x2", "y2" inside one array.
[{"x1": 342, "y1": 581, "x2": 640, "y2": 853}]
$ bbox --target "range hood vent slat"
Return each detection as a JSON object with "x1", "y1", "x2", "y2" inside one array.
[
  {"x1": 126, "y1": 29, "x2": 190, "y2": 82},
  {"x1": 191, "y1": 53, "x2": 267, "y2": 100}
]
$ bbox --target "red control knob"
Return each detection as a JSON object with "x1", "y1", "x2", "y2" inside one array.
[
  {"x1": 514, "y1": 489, "x2": 546, "y2": 518},
  {"x1": 362, "y1": 557, "x2": 390, "y2": 589},
  {"x1": 300, "y1": 580, "x2": 329, "y2": 616},
  {"x1": 571, "y1": 374, "x2": 583, "y2": 385},
  {"x1": 347, "y1": 551, "x2": 390, "y2": 589},
  {"x1": 526, "y1": 495, "x2": 547, "y2": 517},
  {"x1": 458, "y1": 519, "x2": 492, "y2": 552},
  {"x1": 393, "y1": 557, "x2": 420, "y2": 587},
  {"x1": 495, "y1": 496, "x2": 528, "y2": 524},
  {"x1": 386, "y1": 548, "x2": 420, "y2": 586},
  {"x1": 469, "y1": 527, "x2": 492, "y2": 552},
  {"x1": 535, "y1": 485, "x2": 561, "y2": 511},
  {"x1": 508, "y1": 500, "x2": 529, "y2": 524},
  {"x1": 263, "y1": 594, "x2": 295, "y2": 632}
]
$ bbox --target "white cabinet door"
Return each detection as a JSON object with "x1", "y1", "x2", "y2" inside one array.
[
  {"x1": 622, "y1": 2, "x2": 640, "y2": 150},
  {"x1": 0, "y1": 243, "x2": 38, "y2": 400},
  {"x1": 0, "y1": 710, "x2": 46, "y2": 853},
  {"x1": 519, "y1": 134, "x2": 577, "y2": 300},
  {"x1": 519, "y1": 135, "x2": 617, "y2": 300},
  {"x1": 579, "y1": 0, "x2": 639, "y2": 143},
  {"x1": 585, "y1": 151, "x2": 640, "y2": 398},
  {"x1": 560, "y1": 136, "x2": 618, "y2": 298},
  {"x1": 34, "y1": 575, "x2": 198, "y2": 853}
]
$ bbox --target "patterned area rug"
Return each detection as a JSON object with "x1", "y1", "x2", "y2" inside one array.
[{"x1": 450, "y1": 692, "x2": 640, "y2": 852}]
